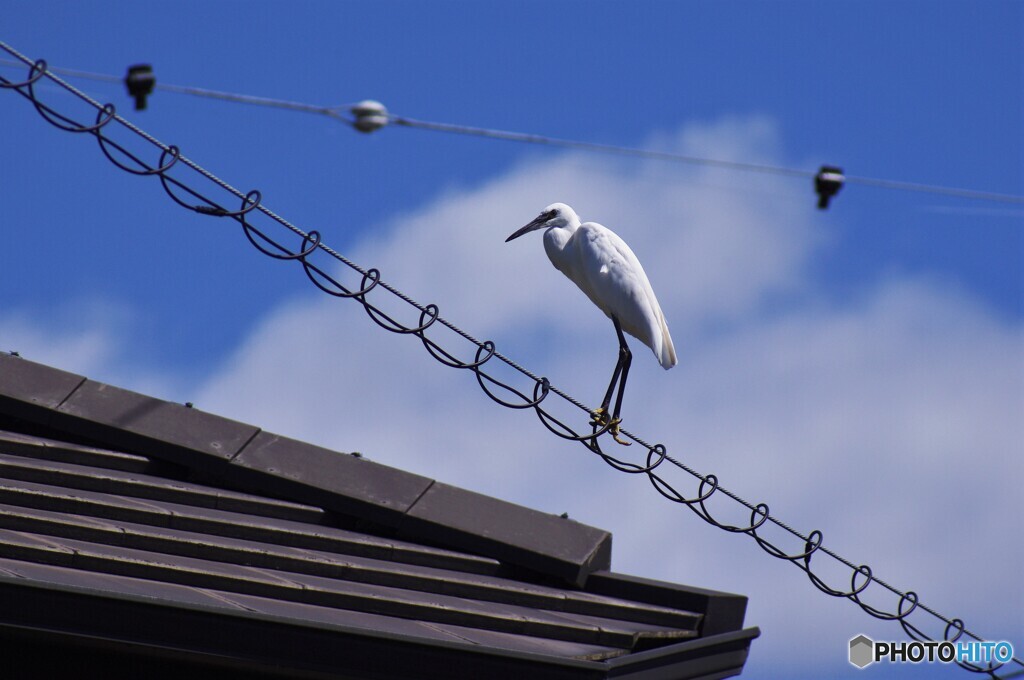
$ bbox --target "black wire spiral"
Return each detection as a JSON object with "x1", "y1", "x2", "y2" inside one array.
[{"x1": 1, "y1": 45, "x2": 1019, "y2": 678}]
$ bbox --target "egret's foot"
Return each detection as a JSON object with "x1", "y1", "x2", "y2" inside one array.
[
  {"x1": 590, "y1": 408, "x2": 631, "y2": 446},
  {"x1": 609, "y1": 420, "x2": 631, "y2": 447}
]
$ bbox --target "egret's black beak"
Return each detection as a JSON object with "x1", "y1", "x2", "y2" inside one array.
[{"x1": 505, "y1": 211, "x2": 554, "y2": 242}]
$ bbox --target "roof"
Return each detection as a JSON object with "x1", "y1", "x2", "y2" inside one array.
[{"x1": 0, "y1": 352, "x2": 758, "y2": 679}]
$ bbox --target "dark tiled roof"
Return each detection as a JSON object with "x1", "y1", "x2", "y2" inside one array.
[{"x1": 0, "y1": 353, "x2": 758, "y2": 679}]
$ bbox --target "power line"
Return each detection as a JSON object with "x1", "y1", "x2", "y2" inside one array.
[
  {"x1": 3, "y1": 57, "x2": 1022, "y2": 207},
  {"x1": 388, "y1": 115, "x2": 1024, "y2": 206},
  {"x1": 0, "y1": 59, "x2": 349, "y2": 119},
  {"x1": 1, "y1": 44, "x2": 1021, "y2": 678}
]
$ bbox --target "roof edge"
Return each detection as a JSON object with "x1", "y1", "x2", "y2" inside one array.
[
  {"x1": 1, "y1": 571, "x2": 755, "y2": 680},
  {"x1": 605, "y1": 626, "x2": 760, "y2": 678},
  {"x1": 586, "y1": 572, "x2": 749, "y2": 637}
]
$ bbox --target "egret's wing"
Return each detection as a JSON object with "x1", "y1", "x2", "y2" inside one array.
[{"x1": 573, "y1": 223, "x2": 676, "y2": 368}]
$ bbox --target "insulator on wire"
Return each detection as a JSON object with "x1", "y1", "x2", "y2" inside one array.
[
  {"x1": 125, "y1": 64, "x2": 155, "y2": 111},
  {"x1": 815, "y1": 165, "x2": 845, "y2": 210},
  {"x1": 350, "y1": 100, "x2": 389, "y2": 133}
]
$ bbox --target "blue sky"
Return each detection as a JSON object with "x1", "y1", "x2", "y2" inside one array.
[{"x1": 2, "y1": 2, "x2": 1022, "y2": 678}]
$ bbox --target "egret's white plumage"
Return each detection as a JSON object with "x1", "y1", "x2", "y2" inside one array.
[
  {"x1": 507, "y1": 203, "x2": 676, "y2": 368},
  {"x1": 506, "y1": 203, "x2": 675, "y2": 444}
]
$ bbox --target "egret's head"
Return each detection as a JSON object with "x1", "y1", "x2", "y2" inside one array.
[{"x1": 505, "y1": 203, "x2": 579, "y2": 242}]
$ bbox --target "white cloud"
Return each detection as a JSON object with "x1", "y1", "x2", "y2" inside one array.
[
  {"x1": 0, "y1": 300, "x2": 179, "y2": 399},
  {"x1": 0, "y1": 310, "x2": 112, "y2": 372}
]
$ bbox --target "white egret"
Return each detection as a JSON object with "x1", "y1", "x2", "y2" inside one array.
[{"x1": 506, "y1": 203, "x2": 676, "y2": 445}]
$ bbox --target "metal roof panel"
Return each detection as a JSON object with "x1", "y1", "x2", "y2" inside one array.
[
  {"x1": 0, "y1": 353, "x2": 84, "y2": 414},
  {"x1": 230, "y1": 430, "x2": 434, "y2": 525},
  {"x1": 0, "y1": 450, "x2": 326, "y2": 524},
  {"x1": 0, "y1": 477, "x2": 501, "y2": 574},
  {"x1": 56, "y1": 379, "x2": 259, "y2": 469},
  {"x1": 402, "y1": 482, "x2": 612, "y2": 587}
]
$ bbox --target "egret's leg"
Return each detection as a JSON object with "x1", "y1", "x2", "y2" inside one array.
[
  {"x1": 611, "y1": 335, "x2": 632, "y2": 422},
  {"x1": 591, "y1": 361, "x2": 622, "y2": 428},
  {"x1": 598, "y1": 350, "x2": 626, "y2": 416},
  {"x1": 590, "y1": 318, "x2": 632, "y2": 446},
  {"x1": 596, "y1": 318, "x2": 628, "y2": 413},
  {"x1": 606, "y1": 320, "x2": 633, "y2": 445}
]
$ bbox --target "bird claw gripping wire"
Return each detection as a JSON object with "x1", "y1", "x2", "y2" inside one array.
[
  {"x1": 3, "y1": 45, "x2": 1019, "y2": 680},
  {"x1": 590, "y1": 408, "x2": 631, "y2": 446}
]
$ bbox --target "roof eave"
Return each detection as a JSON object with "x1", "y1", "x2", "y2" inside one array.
[{"x1": 0, "y1": 573, "x2": 755, "y2": 680}]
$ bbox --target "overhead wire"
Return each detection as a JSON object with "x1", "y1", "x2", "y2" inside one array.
[
  {"x1": 1, "y1": 43, "x2": 1021, "y2": 678},
  {"x1": 2, "y1": 56, "x2": 1022, "y2": 206},
  {"x1": 0, "y1": 59, "x2": 350, "y2": 119}
]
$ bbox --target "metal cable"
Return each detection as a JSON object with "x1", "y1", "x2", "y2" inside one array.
[
  {"x1": 389, "y1": 117, "x2": 1024, "y2": 205},
  {"x1": 3, "y1": 56, "x2": 1022, "y2": 206},
  {"x1": 1, "y1": 43, "x2": 1020, "y2": 678}
]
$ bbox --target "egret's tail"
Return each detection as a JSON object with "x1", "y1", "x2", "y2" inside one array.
[
  {"x1": 658, "y1": 328, "x2": 677, "y2": 369},
  {"x1": 655, "y1": 311, "x2": 677, "y2": 369}
]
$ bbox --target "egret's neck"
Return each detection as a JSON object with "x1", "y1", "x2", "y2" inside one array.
[{"x1": 542, "y1": 224, "x2": 577, "y2": 275}]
